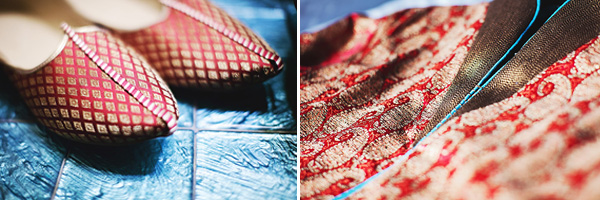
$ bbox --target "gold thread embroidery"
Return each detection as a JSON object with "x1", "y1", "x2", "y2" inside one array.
[
  {"x1": 71, "y1": 110, "x2": 80, "y2": 119},
  {"x1": 83, "y1": 111, "x2": 92, "y2": 121}
]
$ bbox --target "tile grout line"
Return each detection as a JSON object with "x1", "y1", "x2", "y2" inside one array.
[
  {"x1": 50, "y1": 146, "x2": 70, "y2": 200},
  {"x1": 191, "y1": 129, "x2": 197, "y2": 200},
  {"x1": 185, "y1": 101, "x2": 295, "y2": 200},
  {"x1": 191, "y1": 104, "x2": 197, "y2": 200}
]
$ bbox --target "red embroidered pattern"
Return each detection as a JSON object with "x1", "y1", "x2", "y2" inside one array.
[
  {"x1": 117, "y1": 0, "x2": 282, "y2": 89},
  {"x1": 350, "y1": 35, "x2": 600, "y2": 199},
  {"x1": 63, "y1": 24, "x2": 177, "y2": 132},
  {"x1": 161, "y1": 0, "x2": 282, "y2": 69},
  {"x1": 300, "y1": 4, "x2": 488, "y2": 199},
  {"x1": 10, "y1": 26, "x2": 178, "y2": 145}
]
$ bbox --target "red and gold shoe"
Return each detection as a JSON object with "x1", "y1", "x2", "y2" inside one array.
[
  {"x1": 115, "y1": 0, "x2": 283, "y2": 90},
  {"x1": 9, "y1": 24, "x2": 178, "y2": 145}
]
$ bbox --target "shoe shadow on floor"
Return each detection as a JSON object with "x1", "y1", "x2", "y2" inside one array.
[
  {"x1": 170, "y1": 72, "x2": 295, "y2": 131},
  {"x1": 0, "y1": 60, "x2": 290, "y2": 175},
  {"x1": 171, "y1": 83, "x2": 269, "y2": 112},
  {"x1": 66, "y1": 138, "x2": 164, "y2": 175},
  {"x1": 59, "y1": 81, "x2": 273, "y2": 176},
  {"x1": 0, "y1": 67, "x2": 275, "y2": 176},
  {"x1": 0, "y1": 69, "x2": 161, "y2": 175}
]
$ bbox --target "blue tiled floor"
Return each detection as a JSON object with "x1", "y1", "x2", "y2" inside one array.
[
  {"x1": 0, "y1": 0, "x2": 297, "y2": 199},
  {"x1": 194, "y1": 131, "x2": 296, "y2": 199},
  {"x1": 54, "y1": 130, "x2": 194, "y2": 199},
  {"x1": 0, "y1": 123, "x2": 65, "y2": 200}
]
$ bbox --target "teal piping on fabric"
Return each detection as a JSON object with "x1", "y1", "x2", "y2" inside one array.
[
  {"x1": 460, "y1": 0, "x2": 572, "y2": 107},
  {"x1": 333, "y1": 0, "x2": 573, "y2": 198},
  {"x1": 429, "y1": 0, "x2": 542, "y2": 136}
]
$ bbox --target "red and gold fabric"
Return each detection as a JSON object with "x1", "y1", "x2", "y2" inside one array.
[
  {"x1": 117, "y1": 0, "x2": 283, "y2": 90},
  {"x1": 300, "y1": 0, "x2": 600, "y2": 198},
  {"x1": 9, "y1": 25, "x2": 178, "y2": 145},
  {"x1": 301, "y1": 5, "x2": 487, "y2": 198}
]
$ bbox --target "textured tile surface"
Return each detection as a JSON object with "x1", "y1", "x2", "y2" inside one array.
[
  {"x1": 189, "y1": 73, "x2": 295, "y2": 131},
  {"x1": 0, "y1": 123, "x2": 66, "y2": 200},
  {"x1": 194, "y1": 131, "x2": 297, "y2": 200},
  {"x1": 54, "y1": 130, "x2": 194, "y2": 199}
]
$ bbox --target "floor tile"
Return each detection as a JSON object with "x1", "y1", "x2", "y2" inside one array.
[
  {"x1": 176, "y1": 101, "x2": 196, "y2": 128},
  {"x1": 0, "y1": 123, "x2": 66, "y2": 199},
  {"x1": 189, "y1": 73, "x2": 296, "y2": 131},
  {"x1": 54, "y1": 130, "x2": 194, "y2": 199},
  {"x1": 194, "y1": 131, "x2": 297, "y2": 200}
]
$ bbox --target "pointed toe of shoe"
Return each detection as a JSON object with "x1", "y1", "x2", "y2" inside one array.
[
  {"x1": 117, "y1": 0, "x2": 283, "y2": 90},
  {"x1": 10, "y1": 25, "x2": 179, "y2": 145}
]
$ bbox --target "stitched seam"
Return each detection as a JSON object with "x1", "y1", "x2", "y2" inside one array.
[
  {"x1": 61, "y1": 23, "x2": 177, "y2": 133},
  {"x1": 160, "y1": 0, "x2": 283, "y2": 71}
]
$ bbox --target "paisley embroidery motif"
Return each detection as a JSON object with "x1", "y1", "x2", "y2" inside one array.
[
  {"x1": 348, "y1": 36, "x2": 600, "y2": 200},
  {"x1": 300, "y1": 5, "x2": 487, "y2": 198}
]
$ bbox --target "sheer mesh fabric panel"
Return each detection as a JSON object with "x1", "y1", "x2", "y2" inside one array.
[
  {"x1": 422, "y1": 0, "x2": 537, "y2": 136},
  {"x1": 457, "y1": 0, "x2": 600, "y2": 115}
]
